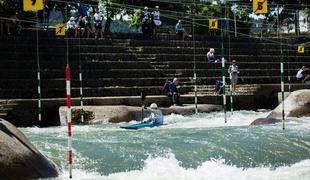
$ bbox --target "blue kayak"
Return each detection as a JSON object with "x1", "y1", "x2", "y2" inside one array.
[{"x1": 120, "y1": 122, "x2": 164, "y2": 130}]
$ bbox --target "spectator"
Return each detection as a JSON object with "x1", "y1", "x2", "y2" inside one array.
[
  {"x1": 228, "y1": 60, "x2": 239, "y2": 95},
  {"x1": 215, "y1": 80, "x2": 223, "y2": 94},
  {"x1": 296, "y1": 66, "x2": 305, "y2": 82},
  {"x1": 207, "y1": 48, "x2": 220, "y2": 62},
  {"x1": 141, "y1": 7, "x2": 149, "y2": 23},
  {"x1": 69, "y1": 5, "x2": 79, "y2": 19},
  {"x1": 42, "y1": 0, "x2": 51, "y2": 29},
  {"x1": 94, "y1": 8, "x2": 103, "y2": 39},
  {"x1": 67, "y1": 17, "x2": 77, "y2": 37},
  {"x1": 77, "y1": 16, "x2": 86, "y2": 37},
  {"x1": 175, "y1": 19, "x2": 190, "y2": 41},
  {"x1": 152, "y1": 6, "x2": 161, "y2": 33},
  {"x1": 6, "y1": 14, "x2": 21, "y2": 35},
  {"x1": 163, "y1": 78, "x2": 181, "y2": 105},
  {"x1": 79, "y1": 1, "x2": 89, "y2": 17},
  {"x1": 141, "y1": 7, "x2": 151, "y2": 35}
]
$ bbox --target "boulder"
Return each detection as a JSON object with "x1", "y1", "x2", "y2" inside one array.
[
  {"x1": 268, "y1": 89, "x2": 310, "y2": 118},
  {"x1": 160, "y1": 104, "x2": 222, "y2": 115},
  {"x1": 59, "y1": 104, "x2": 222, "y2": 125},
  {"x1": 250, "y1": 118, "x2": 281, "y2": 125},
  {"x1": 0, "y1": 118, "x2": 58, "y2": 180}
]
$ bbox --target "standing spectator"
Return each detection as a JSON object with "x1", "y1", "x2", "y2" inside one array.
[
  {"x1": 67, "y1": 17, "x2": 77, "y2": 37},
  {"x1": 94, "y1": 8, "x2": 103, "y2": 39},
  {"x1": 141, "y1": 7, "x2": 150, "y2": 35},
  {"x1": 228, "y1": 60, "x2": 239, "y2": 95},
  {"x1": 42, "y1": 0, "x2": 50, "y2": 30},
  {"x1": 152, "y1": 6, "x2": 161, "y2": 33},
  {"x1": 296, "y1": 66, "x2": 305, "y2": 82},
  {"x1": 175, "y1": 19, "x2": 190, "y2": 41},
  {"x1": 141, "y1": 7, "x2": 149, "y2": 23},
  {"x1": 163, "y1": 78, "x2": 181, "y2": 105},
  {"x1": 79, "y1": 1, "x2": 89, "y2": 17}
]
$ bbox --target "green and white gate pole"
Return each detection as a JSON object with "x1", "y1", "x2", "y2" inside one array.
[
  {"x1": 36, "y1": 13, "x2": 41, "y2": 122},
  {"x1": 78, "y1": 34, "x2": 84, "y2": 123},
  {"x1": 221, "y1": 33, "x2": 227, "y2": 123},
  {"x1": 280, "y1": 50, "x2": 285, "y2": 130}
]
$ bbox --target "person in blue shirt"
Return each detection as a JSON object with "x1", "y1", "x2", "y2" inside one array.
[
  {"x1": 175, "y1": 19, "x2": 190, "y2": 40},
  {"x1": 163, "y1": 78, "x2": 180, "y2": 105}
]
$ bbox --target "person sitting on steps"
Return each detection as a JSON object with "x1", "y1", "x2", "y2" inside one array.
[
  {"x1": 175, "y1": 19, "x2": 191, "y2": 41},
  {"x1": 163, "y1": 78, "x2": 181, "y2": 106}
]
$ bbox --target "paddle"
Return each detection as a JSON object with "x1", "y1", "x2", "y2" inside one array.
[{"x1": 140, "y1": 90, "x2": 146, "y2": 123}]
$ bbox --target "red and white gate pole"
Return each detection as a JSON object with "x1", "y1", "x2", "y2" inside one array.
[{"x1": 66, "y1": 65, "x2": 73, "y2": 178}]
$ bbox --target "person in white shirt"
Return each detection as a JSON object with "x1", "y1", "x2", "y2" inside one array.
[
  {"x1": 152, "y1": 6, "x2": 161, "y2": 33},
  {"x1": 66, "y1": 17, "x2": 77, "y2": 37},
  {"x1": 94, "y1": 8, "x2": 103, "y2": 39},
  {"x1": 228, "y1": 60, "x2": 239, "y2": 95},
  {"x1": 296, "y1": 66, "x2": 305, "y2": 82}
]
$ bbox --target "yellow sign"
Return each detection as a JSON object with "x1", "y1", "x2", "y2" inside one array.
[
  {"x1": 23, "y1": 0, "x2": 43, "y2": 11},
  {"x1": 298, "y1": 45, "x2": 305, "y2": 53},
  {"x1": 209, "y1": 19, "x2": 218, "y2": 29},
  {"x1": 56, "y1": 24, "x2": 65, "y2": 36},
  {"x1": 253, "y1": 0, "x2": 267, "y2": 14}
]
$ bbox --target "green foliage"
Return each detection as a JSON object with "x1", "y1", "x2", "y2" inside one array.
[
  {"x1": 128, "y1": 8, "x2": 142, "y2": 28},
  {"x1": 71, "y1": 108, "x2": 95, "y2": 125}
]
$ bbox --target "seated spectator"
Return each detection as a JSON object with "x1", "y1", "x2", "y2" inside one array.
[
  {"x1": 215, "y1": 80, "x2": 223, "y2": 94},
  {"x1": 7, "y1": 14, "x2": 21, "y2": 35},
  {"x1": 175, "y1": 20, "x2": 192, "y2": 41},
  {"x1": 77, "y1": 16, "x2": 92, "y2": 37},
  {"x1": 175, "y1": 19, "x2": 190, "y2": 41},
  {"x1": 296, "y1": 66, "x2": 305, "y2": 82},
  {"x1": 207, "y1": 48, "x2": 220, "y2": 62},
  {"x1": 163, "y1": 78, "x2": 181, "y2": 105},
  {"x1": 94, "y1": 7, "x2": 103, "y2": 39},
  {"x1": 67, "y1": 17, "x2": 77, "y2": 37}
]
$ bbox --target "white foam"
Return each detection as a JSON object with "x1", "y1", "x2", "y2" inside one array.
[
  {"x1": 163, "y1": 110, "x2": 269, "y2": 129},
  {"x1": 56, "y1": 153, "x2": 310, "y2": 180}
]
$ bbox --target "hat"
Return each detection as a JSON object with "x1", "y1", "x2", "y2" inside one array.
[
  {"x1": 155, "y1": 6, "x2": 159, "y2": 9},
  {"x1": 232, "y1": 60, "x2": 236, "y2": 63},
  {"x1": 210, "y1": 48, "x2": 215, "y2": 53},
  {"x1": 173, "y1": 78, "x2": 178, "y2": 83},
  {"x1": 144, "y1": 7, "x2": 148, "y2": 10},
  {"x1": 150, "y1": 103, "x2": 158, "y2": 109},
  {"x1": 70, "y1": 17, "x2": 75, "y2": 21}
]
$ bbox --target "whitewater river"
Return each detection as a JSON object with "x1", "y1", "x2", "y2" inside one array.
[{"x1": 20, "y1": 110, "x2": 310, "y2": 180}]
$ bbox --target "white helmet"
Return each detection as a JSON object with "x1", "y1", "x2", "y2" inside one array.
[{"x1": 150, "y1": 103, "x2": 158, "y2": 109}]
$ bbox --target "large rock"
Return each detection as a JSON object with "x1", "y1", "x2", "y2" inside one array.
[
  {"x1": 0, "y1": 118, "x2": 58, "y2": 180},
  {"x1": 250, "y1": 118, "x2": 281, "y2": 125},
  {"x1": 59, "y1": 104, "x2": 222, "y2": 125},
  {"x1": 160, "y1": 104, "x2": 222, "y2": 115},
  {"x1": 268, "y1": 89, "x2": 310, "y2": 118}
]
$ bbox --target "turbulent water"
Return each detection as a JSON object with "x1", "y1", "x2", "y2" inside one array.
[{"x1": 20, "y1": 110, "x2": 310, "y2": 180}]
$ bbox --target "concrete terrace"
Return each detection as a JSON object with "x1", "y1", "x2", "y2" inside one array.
[{"x1": 0, "y1": 31, "x2": 309, "y2": 125}]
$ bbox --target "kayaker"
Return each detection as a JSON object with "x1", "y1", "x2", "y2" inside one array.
[{"x1": 144, "y1": 103, "x2": 164, "y2": 124}]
